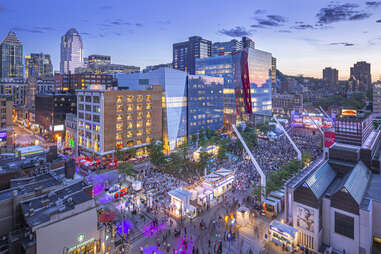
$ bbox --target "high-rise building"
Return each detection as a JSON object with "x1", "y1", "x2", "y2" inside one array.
[
  {"x1": 323, "y1": 67, "x2": 338, "y2": 86},
  {"x1": 350, "y1": 61, "x2": 371, "y2": 92},
  {"x1": 54, "y1": 73, "x2": 116, "y2": 92},
  {"x1": 143, "y1": 63, "x2": 172, "y2": 73},
  {"x1": 117, "y1": 68, "x2": 225, "y2": 150},
  {"x1": 60, "y1": 28, "x2": 84, "y2": 74},
  {"x1": 212, "y1": 39, "x2": 242, "y2": 56},
  {"x1": 0, "y1": 78, "x2": 26, "y2": 106},
  {"x1": 173, "y1": 36, "x2": 211, "y2": 74},
  {"x1": 87, "y1": 54, "x2": 111, "y2": 65},
  {"x1": 212, "y1": 36, "x2": 255, "y2": 56},
  {"x1": 25, "y1": 53, "x2": 53, "y2": 78},
  {"x1": 272, "y1": 57, "x2": 277, "y2": 91},
  {"x1": 196, "y1": 55, "x2": 235, "y2": 127},
  {"x1": 0, "y1": 31, "x2": 23, "y2": 79},
  {"x1": 196, "y1": 47, "x2": 273, "y2": 126},
  {"x1": 76, "y1": 85, "x2": 163, "y2": 158},
  {"x1": 241, "y1": 36, "x2": 255, "y2": 49},
  {"x1": 373, "y1": 82, "x2": 381, "y2": 114}
]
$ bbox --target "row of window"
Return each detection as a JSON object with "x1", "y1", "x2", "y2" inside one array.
[
  {"x1": 116, "y1": 137, "x2": 152, "y2": 149},
  {"x1": 116, "y1": 103, "x2": 152, "y2": 112},
  {"x1": 116, "y1": 128, "x2": 152, "y2": 139},
  {"x1": 116, "y1": 95, "x2": 152, "y2": 104},
  {"x1": 78, "y1": 104, "x2": 100, "y2": 113},
  {"x1": 78, "y1": 121, "x2": 101, "y2": 132},
  {"x1": 115, "y1": 120, "x2": 152, "y2": 128},
  {"x1": 78, "y1": 95, "x2": 100, "y2": 103}
]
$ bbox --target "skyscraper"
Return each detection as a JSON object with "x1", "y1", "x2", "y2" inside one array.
[
  {"x1": 0, "y1": 31, "x2": 24, "y2": 79},
  {"x1": 323, "y1": 67, "x2": 338, "y2": 86},
  {"x1": 173, "y1": 36, "x2": 211, "y2": 74},
  {"x1": 350, "y1": 61, "x2": 371, "y2": 92},
  {"x1": 212, "y1": 36, "x2": 255, "y2": 56},
  {"x1": 25, "y1": 53, "x2": 53, "y2": 78},
  {"x1": 60, "y1": 28, "x2": 84, "y2": 74}
]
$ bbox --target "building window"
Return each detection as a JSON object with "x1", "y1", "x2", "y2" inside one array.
[
  {"x1": 334, "y1": 212, "x2": 354, "y2": 239},
  {"x1": 93, "y1": 96, "x2": 100, "y2": 103},
  {"x1": 116, "y1": 96, "x2": 123, "y2": 104},
  {"x1": 146, "y1": 136, "x2": 152, "y2": 143},
  {"x1": 78, "y1": 104, "x2": 84, "y2": 110},
  {"x1": 116, "y1": 105, "x2": 123, "y2": 112},
  {"x1": 127, "y1": 141, "x2": 134, "y2": 147},
  {"x1": 116, "y1": 142, "x2": 123, "y2": 149},
  {"x1": 136, "y1": 104, "x2": 143, "y2": 111},
  {"x1": 116, "y1": 114, "x2": 123, "y2": 122},
  {"x1": 146, "y1": 95, "x2": 152, "y2": 102},
  {"x1": 127, "y1": 105, "x2": 133, "y2": 112},
  {"x1": 146, "y1": 120, "x2": 152, "y2": 127},
  {"x1": 93, "y1": 115, "x2": 100, "y2": 123},
  {"x1": 146, "y1": 128, "x2": 152, "y2": 134},
  {"x1": 93, "y1": 105, "x2": 100, "y2": 113},
  {"x1": 116, "y1": 133, "x2": 122, "y2": 140},
  {"x1": 85, "y1": 104, "x2": 91, "y2": 111},
  {"x1": 79, "y1": 96, "x2": 84, "y2": 102},
  {"x1": 116, "y1": 123, "x2": 123, "y2": 131},
  {"x1": 127, "y1": 131, "x2": 133, "y2": 138},
  {"x1": 146, "y1": 112, "x2": 152, "y2": 119},
  {"x1": 127, "y1": 114, "x2": 133, "y2": 121},
  {"x1": 127, "y1": 96, "x2": 133, "y2": 103},
  {"x1": 85, "y1": 114, "x2": 91, "y2": 121},
  {"x1": 146, "y1": 103, "x2": 152, "y2": 110},
  {"x1": 137, "y1": 130, "x2": 143, "y2": 136},
  {"x1": 137, "y1": 95, "x2": 143, "y2": 102},
  {"x1": 137, "y1": 121, "x2": 143, "y2": 128},
  {"x1": 137, "y1": 112, "x2": 143, "y2": 120},
  {"x1": 85, "y1": 96, "x2": 91, "y2": 102},
  {"x1": 94, "y1": 125, "x2": 100, "y2": 132},
  {"x1": 136, "y1": 139, "x2": 142, "y2": 145},
  {"x1": 127, "y1": 122, "x2": 133, "y2": 129}
]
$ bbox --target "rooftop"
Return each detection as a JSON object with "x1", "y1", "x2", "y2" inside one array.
[
  {"x1": 168, "y1": 188, "x2": 191, "y2": 201},
  {"x1": 20, "y1": 180, "x2": 93, "y2": 229},
  {"x1": 305, "y1": 161, "x2": 336, "y2": 199}
]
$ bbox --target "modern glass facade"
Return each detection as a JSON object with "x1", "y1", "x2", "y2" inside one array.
[
  {"x1": 212, "y1": 39, "x2": 241, "y2": 56},
  {"x1": 60, "y1": 28, "x2": 84, "y2": 74},
  {"x1": 195, "y1": 55, "x2": 236, "y2": 127},
  {"x1": 233, "y1": 48, "x2": 272, "y2": 121},
  {"x1": 0, "y1": 31, "x2": 23, "y2": 79},
  {"x1": 25, "y1": 53, "x2": 53, "y2": 78},
  {"x1": 117, "y1": 68, "x2": 188, "y2": 151},
  {"x1": 187, "y1": 75, "x2": 224, "y2": 136}
]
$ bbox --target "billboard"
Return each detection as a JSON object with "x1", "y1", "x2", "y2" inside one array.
[
  {"x1": 296, "y1": 205, "x2": 314, "y2": 232},
  {"x1": 291, "y1": 112, "x2": 335, "y2": 129},
  {"x1": 324, "y1": 131, "x2": 335, "y2": 148}
]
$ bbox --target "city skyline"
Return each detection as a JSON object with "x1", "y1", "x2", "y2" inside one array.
[{"x1": 1, "y1": 0, "x2": 381, "y2": 80}]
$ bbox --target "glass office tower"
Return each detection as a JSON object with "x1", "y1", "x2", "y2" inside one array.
[
  {"x1": 187, "y1": 75, "x2": 224, "y2": 136},
  {"x1": 0, "y1": 31, "x2": 24, "y2": 79},
  {"x1": 60, "y1": 28, "x2": 84, "y2": 74},
  {"x1": 233, "y1": 48, "x2": 272, "y2": 122},
  {"x1": 196, "y1": 55, "x2": 236, "y2": 127}
]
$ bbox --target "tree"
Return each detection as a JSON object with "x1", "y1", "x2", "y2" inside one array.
[
  {"x1": 178, "y1": 142, "x2": 189, "y2": 160},
  {"x1": 115, "y1": 148, "x2": 126, "y2": 161},
  {"x1": 197, "y1": 150, "x2": 212, "y2": 175},
  {"x1": 148, "y1": 140, "x2": 165, "y2": 167},
  {"x1": 118, "y1": 162, "x2": 136, "y2": 177},
  {"x1": 217, "y1": 142, "x2": 227, "y2": 162},
  {"x1": 302, "y1": 152, "x2": 312, "y2": 167},
  {"x1": 126, "y1": 148, "x2": 136, "y2": 159},
  {"x1": 251, "y1": 185, "x2": 264, "y2": 203}
]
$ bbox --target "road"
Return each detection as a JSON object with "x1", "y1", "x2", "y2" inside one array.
[{"x1": 13, "y1": 125, "x2": 46, "y2": 147}]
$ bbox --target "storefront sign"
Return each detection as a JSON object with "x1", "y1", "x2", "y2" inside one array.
[{"x1": 324, "y1": 131, "x2": 335, "y2": 148}]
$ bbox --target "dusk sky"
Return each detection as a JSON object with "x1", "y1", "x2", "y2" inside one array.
[{"x1": 1, "y1": 0, "x2": 381, "y2": 80}]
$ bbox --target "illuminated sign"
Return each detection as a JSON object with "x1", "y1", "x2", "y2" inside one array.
[
  {"x1": 324, "y1": 131, "x2": 335, "y2": 148},
  {"x1": 341, "y1": 109, "x2": 357, "y2": 117},
  {"x1": 54, "y1": 124, "x2": 64, "y2": 132},
  {"x1": 0, "y1": 131, "x2": 7, "y2": 142},
  {"x1": 78, "y1": 233, "x2": 85, "y2": 243}
]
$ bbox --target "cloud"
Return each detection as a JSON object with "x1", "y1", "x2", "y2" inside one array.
[
  {"x1": 291, "y1": 23, "x2": 315, "y2": 30},
  {"x1": 80, "y1": 32, "x2": 91, "y2": 35},
  {"x1": 366, "y1": 1, "x2": 381, "y2": 7},
  {"x1": 157, "y1": 20, "x2": 171, "y2": 25},
  {"x1": 376, "y1": 19, "x2": 381, "y2": 22},
  {"x1": 135, "y1": 23, "x2": 143, "y2": 27},
  {"x1": 219, "y1": 26, "x2": 252, "y2": 37},
  {"x1": 329, "y1": 42, "x2": 355, "y2": 46},
  {"x1": 316, "y1": 3, "x2": 371, "y2": 24},
  {"x1": 253, "y1": 14, "x2": 287, "y2": 28},
  {"x1": 12, "y1": 27, "x2": 44, "y2": 33},
  {"x1": 33, "y1": 26, "x2": 55, "y2": 31},
  {"x1": 254, "y1": 9, "x2": 266, "y2": 15},
  {"x1": 368, "y1": 37, "x2": 381, "y2": 45},
  {"x1": 278, "y1": 30, "x2": 292, "y2": 33}
]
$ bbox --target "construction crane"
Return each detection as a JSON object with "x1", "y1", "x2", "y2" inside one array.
[
  {"x1": 232, "y1": 124, "x2": 266, "y2": 200},
  {"x1": 273, "y1": 115, "x2": 302, "y2": 161}
]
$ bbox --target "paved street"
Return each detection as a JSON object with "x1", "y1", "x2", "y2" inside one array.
[{"x1": 13, "y1": 125, "x2": 46, "y2": 147}]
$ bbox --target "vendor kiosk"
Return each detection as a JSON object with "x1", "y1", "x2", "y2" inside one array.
[{"x1": 267, "y1": 220, "x2": 298, "y2": 252}]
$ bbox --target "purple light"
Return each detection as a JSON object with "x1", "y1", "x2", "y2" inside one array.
[
  {"x1": 98, "y1": 194, "x2": 113, "y2": 204},
  {"x1": 143, "y1": 246, "x2": 164, "y2": 254},
  {"x1": 117, "y1": 219, "x2": 134, "y2": 236},
  {"x1": 93, "y1": 183, "x2": 104, "y2": 196},
  {"x1": 142, "y1": 222, "x2": 167, "y2": 237}
]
